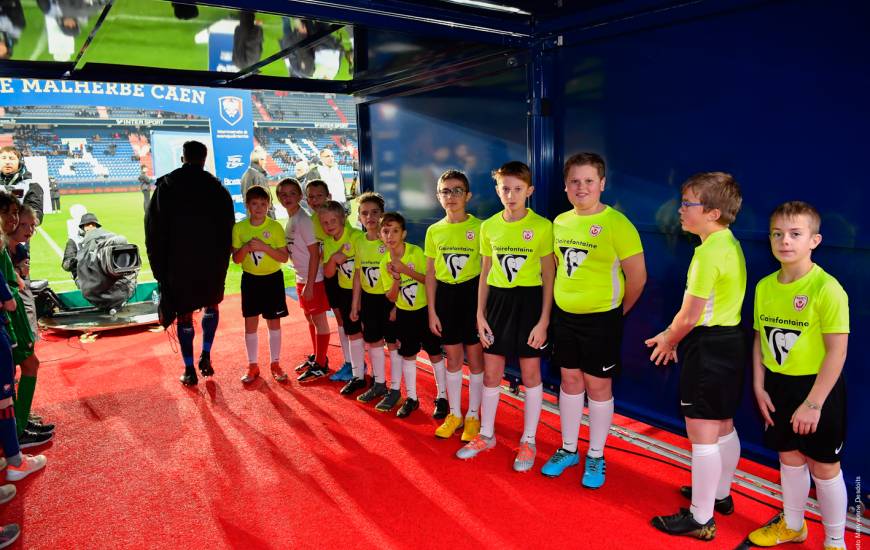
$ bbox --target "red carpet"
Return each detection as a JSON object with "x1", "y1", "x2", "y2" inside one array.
[{"x1": 4, "y1": 295, "x2": 827, "y2": 549}]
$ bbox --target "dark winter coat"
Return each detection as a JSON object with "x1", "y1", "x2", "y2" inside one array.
[
  {"x1": 145, "y1": 163, "x2": 234, "y2": 326},
  {"x1": 0, "y1": 162, "x2": 44, "y2": 224}
]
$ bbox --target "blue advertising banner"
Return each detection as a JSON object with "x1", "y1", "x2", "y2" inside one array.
[{"x1": 0, "y1": 77, "x2": 253, "y2": 216}]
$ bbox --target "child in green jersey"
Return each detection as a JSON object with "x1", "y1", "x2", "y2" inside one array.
[
  {"x1": 542, "y1": 153, "x2": 646, "y2": 488},
  {"x1": 303, "y1": 180, "x2": 354, "y2": 381},
  {"x1": 319, "y1": 201, "x2": 368, "y2": 394},
  {"x1": 232, "y1": 186, "x2": 290, "y2": 385},
  {"x1": 748, "y1": 201, "x2": 849, "y2": 550},
  {"x1": 425, "y1": 169, "x2": 485, "y2": 440},
  {"x1": 647, "y1": 172, "x2": 746, "y2": 541},
  {"x1": 350, "y1": 192, "x2": 399, "y2": 405},
  {"x1": 456, "y1": 161, "x2": 555, "y2": 473},
  {"x1": 377, "y1": 212, "x2": 445, "y2": 417}
]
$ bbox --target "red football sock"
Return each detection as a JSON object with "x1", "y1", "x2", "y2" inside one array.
[{"x1": 315, "y1": 333, "x2": 330, "y2": 366}]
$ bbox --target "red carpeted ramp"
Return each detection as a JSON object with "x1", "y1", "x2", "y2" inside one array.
[{"x1": 5, "y1": 295, "x2": 825, "y2": 549}]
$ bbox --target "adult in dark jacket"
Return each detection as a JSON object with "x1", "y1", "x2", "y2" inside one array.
[
  {"x1": 240, "y1": 149, "x2": 274, "y2": 218},
  {"x1": 145, "y1": 141, "x2": 234, "y2": 386},
  {"x1": 0, "y1": 146, "x2": 44, "y2": 224}
]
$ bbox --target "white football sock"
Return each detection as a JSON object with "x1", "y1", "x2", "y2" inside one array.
[
  {"x1": 337, "y1": 326, "x2": 350, "y2": 365},
  {"x1": 479, "y1": 385, "x2": 501, "y2": 439},
  {"x1": 467, "y1": 372, "x2": 483, "y2": 419},
  {"x1": 781, "y1": 463, "x2": 810, "y2": 531},
  {"x1": 268, "y1": 329, "x2": 281, "y2": 363},
  {"x1": 716, "y1": 429, "x2": 740, "y2": 499},
  {"x1": 389, "y1": 349, "x2": 402, "y2": 390},
  {"x1": 813, "y1": 471, "x2": 847, "y2": 548},
  {"x1": 245, "y1": 332, "x2": 258, "y2": 364},
  {"x1": 431, "y1": 359, "x2": 447, "y2": 399},
  {"x1": 349, "y1": 338, "x2": 365, "y2": 379},
  {"x1": 558, "y1": 388, "x2": 584, "y2": 453},
  {"x1": 521, "y1": 384, "x2": 543, "y2": 445},
  {"x1": 370, "y1": 345, "x2": 386, "y2": 384},
  {"x1": 587, "y1": 397, "x2": 613, "y2": 458},
  {"x1": 690, "y1": 443, "x2": 721, "y2": 524},
  {"x1": 446, "y1": 369, "x2": 463, "y2": 417},
  {"x1": 402, "y1": 358, "x2": 417, "y2": 399}
]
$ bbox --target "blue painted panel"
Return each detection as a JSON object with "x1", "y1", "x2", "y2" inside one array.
[
  {"x1": 559, "y1": 0, "x2": 868, "y2": 499},
  {"x1": 367, "y1": 68, "x2": 529, "y2": 246}
]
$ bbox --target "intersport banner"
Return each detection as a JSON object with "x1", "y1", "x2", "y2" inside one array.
[{"x1": 0, "y1": 77, "x2": 253, "y2": 215}]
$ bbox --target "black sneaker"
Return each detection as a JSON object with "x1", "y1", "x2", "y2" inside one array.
[
  {"x1": 396, "y1": 398, "x2": 420, "y2": 418},
  {"x1": 179, "y1": 370, "x2": 198, "y2": 386},
  {"x1": 25, "y1": 420, "x2": 55, "y2": 434},
  {"x1": 432, "y1": 397, "x2": 449, "y2": 419},
  {"x1": 340, "y1": 377, "x2": 367, "y2": 396},
  {"x1": 357, "y1": 382, "x2": 387, "y2": 403},
  {"x1": 375, "y1": 389, "x2": 401, "y2": 412},
  {"x1": 198, "y1": 353, "x2": 214, "y2": 377},
  {"x1": 679, "y1": 486, "x2": 735, "y2": 515},
  {"x1": 296, "y1": 354, "x2": 315, "y2": 373},
  {"x1": 0, "y1": 524, "x2": 20, "y2": 549},
  {"x1": 297, "y1": 361, "x2": 328, "y2": 383},
  {"x1": 18, "y1": 429, "x2": 54, "y2": 449},
  {"x1": 651, "y1": 508, "x2": 716, "y2": 540}
]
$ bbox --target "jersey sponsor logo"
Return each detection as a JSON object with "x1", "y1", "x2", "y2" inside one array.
[
  {"x1": 249, "y1": 251, "x2": 265, "y2": 266},
  {"x1": 522, "y1": 229, "x2": 534, "y2": 241},
  {"x1": 496, "y1": 253, "x2": 527, "y2": 283},
  {"x1": 764, "y1": 326, "x2": 801, "y2": 365},
  {"x1": 218, "y1": 96, "x2": 244, "y2": 126},
  {"x1": 226, "y1": 155, "x2": 243, "y2": 169},
  {"x1": 400, "y1": 282, "x2": 418, "y2": 307},
  {"x1": 363, "y1": 266, "x2": 380, "y2": 288},
  {"x1": 559, "y1": 246, "x2": 589, "y2": 277},
  {"x1": 589, "y1": 224, "x2": 602, "y2": 237},
  {"x1": 337, "y1": 259, "x2": 355, "y2": 279},
  {"x1": 443, "y1": 253, "x2": 469, "y2": 280},
  {"x1": 466, "y1": 230, "x2": 475, "y2": 240},
  {"x1": 793, "y1": 295, "x2": 808, "y2": 311}
]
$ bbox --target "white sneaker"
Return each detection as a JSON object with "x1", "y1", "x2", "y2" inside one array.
[
  {"x1": 0, "y1": 484, "x2": 15, "y2": 505},
  {"x1": 456, "y1": 434, "x2": 496, "y2": 460},
  {"x1": 5, "y1": 454, "x2": 47, "y2": 482}
]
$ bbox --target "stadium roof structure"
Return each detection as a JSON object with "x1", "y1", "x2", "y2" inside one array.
[{"x1": 0, "y1": 0, "x2": 673, "y2": 98}]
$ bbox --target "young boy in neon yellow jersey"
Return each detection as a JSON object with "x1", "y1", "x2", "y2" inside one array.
[
  {"x1": 748, "y1": 201, "x2": 849, "y2": 550},
  {"x1": 425, "y1": 169, "x2": 485, "y2": 440},
  {"x1": 376, "y1": 212, "x2": 445, "y2": 417},
  {"x1": 304, "y1": 180, "x2": 353, "y2": 380},
  {"x1": 232, "y1": 186, "x2": 290, "y2": 384},
  {"x1": 646, "y1": 172, "x2": 746, "y2": 541},
  {"x1": 350, "y1": 192, "x2": 399, "y2": 405},
  {"x1": 314, "y1": 201, "x2": 367, "y2": 393},
  {"x1": 542, "y1": 153, "x2": 646, "y2": 488},
  {"x1": 456, "y1": 161, "x2": 554, "y2": 473}
]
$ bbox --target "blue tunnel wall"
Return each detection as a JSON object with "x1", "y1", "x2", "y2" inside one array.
[{"x1": 363, "y1": 0, "x2": 867, "y2": 505}]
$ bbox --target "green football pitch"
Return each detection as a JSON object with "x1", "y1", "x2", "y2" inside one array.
[{"x1": 32, "y1": 191, "x2": 295, "y2": 296}]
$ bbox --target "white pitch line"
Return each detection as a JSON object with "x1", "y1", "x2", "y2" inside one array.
[{"x1": 37, "y1": 227, "x2": 64, "y2": 259}]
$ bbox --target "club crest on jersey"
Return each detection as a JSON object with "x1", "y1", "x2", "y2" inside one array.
[
  {"x1": 378, "y1": 245, "x2": 386, "y2": 254},
  {"x1": 400, "y1": 282, "x2": 419, "y2": 306},
  {"x1": 363, "y1": 267, "x2": 380, "y2": 288},
  {"x1": 793, "y1": 295, "x2": 808, "y2": 311},
  {"x1": 263, "y1": 230, "x2": 271, "y2": 239},
  {"x1": 496, "y1": 253, "x2": 527, "y2": 283},
  {"x1": 522, "y1": 229, "x2": 533, "y2": 241},
  {"x1": 559, "y1": 246, "x2": 589, "y2": 277},
  {"x1": 589, "y1": 224, "x2": 602, "y2": 237},
  {"x1": 466, "y1": 230, "x2": 475, "y2": 240},
  {"x1": 338, "y1": 259, "x2": 355, "y2": 278},
  {"x1": 443, "y1": 253, "x2": 470, "y2": 280},
  {"x1": 408, "y1": 263, "x2": 415, "y2": 271},
  {"x1": 764, "y1": 326, "x2": 801, "y2": 365},
  {"x1": 343, "y1": 243, "x2": 351, "y2": 252}
]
